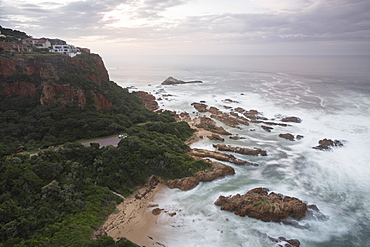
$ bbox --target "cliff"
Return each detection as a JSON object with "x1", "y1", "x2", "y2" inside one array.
[{"x1": 0, "y1": 53, "x2": 112, "y2": 109}]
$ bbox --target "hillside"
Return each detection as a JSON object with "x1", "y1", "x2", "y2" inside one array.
[
  {"x1": 0, "y1": 30, "x2": 210, "y2": 246},
  {"x1": 0, "y1": 26, "x2": 30, "y2": 42},
  {"x1": 0, "y1": 53, "x2": 163, "y2": 155}
]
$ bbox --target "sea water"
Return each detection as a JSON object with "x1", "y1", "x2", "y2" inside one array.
[{"x1": 105, "y1": 55, "x2": 370, "y2": 247}]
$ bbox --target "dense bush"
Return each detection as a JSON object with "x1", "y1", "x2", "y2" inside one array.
[
  {"x1": 0, "y1": 121, "x2": 208, "y2": 246},
  {"x1": 0, "y1": 89, "x2": 172, "y2": 156},
  {"x1": 0, "y1": 47, "x2": 207, "y2": 246}
]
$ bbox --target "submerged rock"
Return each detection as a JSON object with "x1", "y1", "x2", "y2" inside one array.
[
  {"x1": 223, "y1": 99, "x2": 240, "y2": 103},
  {"x1": 262, "y1": 125, "x2": 273, "y2": 132},
  {"x1": 214, "y1": 188, "x2": 310, "y2": 222},
  {"x1": 313, "y1": 138, "x2": 344, "y2": 151},
  {"x1": 269, "y1": 236, "x2": 301, "y2": 247},
  {"x1": 296, "y1": 135, "x2": 304, "y2": 140},
  {"x1": 229, "y1": 135, "x2": 246, "y2": 140}
]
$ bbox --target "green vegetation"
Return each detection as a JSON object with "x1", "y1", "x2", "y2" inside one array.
[
  {"x1": 0, "y1": 92, "x2": 167, "y2": 156},
  {"x1": 0, "y1": 46, "x2": 210, "y2": 245},
  {"x1": 0, "y1": 26, "x2": 30, "y2": 42},
  {"x1": 0, "y1": 123, "x2": 208, "y2": 246},
  {"x1": 0, "y1": 53, "x2": 173, "y2": 156}
]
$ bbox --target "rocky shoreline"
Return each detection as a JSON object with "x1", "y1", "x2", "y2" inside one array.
[{"x1": 97, "y1": 87, "x2": 345, "y2": 246}]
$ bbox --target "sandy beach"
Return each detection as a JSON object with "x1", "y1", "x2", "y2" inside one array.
[
  {"x1": 93, "y1": 117, "x2": 213, "y2": 246},
  {"x1": 94, "y1": 177, "x2": 177, "y2": 246}
]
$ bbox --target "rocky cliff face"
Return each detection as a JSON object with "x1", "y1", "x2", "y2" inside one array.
[{"x1": 0, "y1": 54, "x2": 112, "y2": 109}]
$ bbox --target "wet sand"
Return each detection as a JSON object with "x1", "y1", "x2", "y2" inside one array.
[{"x1": 94, "y1": 180, "x2": 176, "y2": 246}]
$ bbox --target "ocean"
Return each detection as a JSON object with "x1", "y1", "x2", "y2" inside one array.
[{"x1": 105, "y1": 55, "x2": 370, "y2": 247}]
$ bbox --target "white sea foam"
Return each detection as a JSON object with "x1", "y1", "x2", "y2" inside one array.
[{"x1": 108, "y1": 55, "x2": 370, "y2": 246}]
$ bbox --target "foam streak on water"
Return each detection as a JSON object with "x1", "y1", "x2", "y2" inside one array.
[{"x1": 107, "y1": 55, "x2": 370, "y2": 246}]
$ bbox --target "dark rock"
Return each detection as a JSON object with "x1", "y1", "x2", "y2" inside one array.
[
  {"x1": 254, "y1": 121, "x2": 288, "y2": 126},
  {"x1": 296, "y1": 135, "x2": 304, "y2": 140},
  {"x1": 223, "y1": 99, "x2": 240, "y2": 103},
  {"x1": 191, "y1": 102, "x2": 208, "y2": 112},
  {"x1": 152, "y1": 208, "x2": 164, "y2": 215},
  {"x1": 194, "y1": 116, "x2": 232, "y2": 135},
  {"x1": 234, "y1": 107, "x2": 245, "y2": 113},
  {"x1": 282, "y1": 116, "x2": 302, "y2": 123},
  {"x1": 189, "y1": 148, "x2": 258, "y2": 166},
  {"x1": 210, "y1": 113, "x2": 249, "y2": 128},
  {"x1": 279, "y1": 133, "x2": 295, "y2": 141},
  {"x1": 207, "y1": 134, "x2": 225, "y2": 141},
  {"x1": 313, "y1": 138, "x2": 344, "y2": 151},
  {"x1": 270, "y1": 237, "x2": 301, "y2": 247},
  {"x1": 262, "y1": 125, "x2": 274, "y2": 132},
  {"x1": 243, "y1": 109, "x2": 262, "y2": 119},
  {"x1": 208, "y1": 106, "x2": 222, "y2": 115},
  {"x1": 166, "y1": 162, "x2": 235, "y2": 191},
  {"x1": 214, "y1": 188, "x2": 310, "y2": 223},
  {"x1": 229, "y1": 135, "x2": 246, "y2": 140},
  {"x1": 213, "y1": 144, "x2": 267, "y2": 156},
  {"x1": 162, "y1": 76, "x2": 202, "y2": 85}
]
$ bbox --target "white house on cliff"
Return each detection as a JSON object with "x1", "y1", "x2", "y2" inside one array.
[{"x1": 49, "y1": 44, "x2": 81, "y2": 57}]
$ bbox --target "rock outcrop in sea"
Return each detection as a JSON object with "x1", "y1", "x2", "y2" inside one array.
[
  {"x1": 214, "y1": 187, "x2": 318, "y2": 223},
  {"x1": 161, "y1": 76, "x2": 203, "y2": 85},
  {"x1": 313, "y1": 138, "x2": 344, "y2": 151}
]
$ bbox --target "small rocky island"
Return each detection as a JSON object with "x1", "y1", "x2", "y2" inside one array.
[
  {"x1": 161, "y1": 76, "x2": 203, "y2": 85},
  {"x1": 214, "y1": 187, "x2": 324, "y2": 224}
]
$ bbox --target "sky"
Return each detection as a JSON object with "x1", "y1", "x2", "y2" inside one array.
[{"x1": 1, "y1": 0, "x2": 370, "y2": 57}]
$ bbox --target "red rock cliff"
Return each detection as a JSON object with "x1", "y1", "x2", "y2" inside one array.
[{"x1": 0, "y1": 54, "x2": 112, "y2": 109}]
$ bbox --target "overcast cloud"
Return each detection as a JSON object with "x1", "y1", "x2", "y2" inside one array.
[{"x1": 1, "y1": 0, "x2": 369, "y2": 55}]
